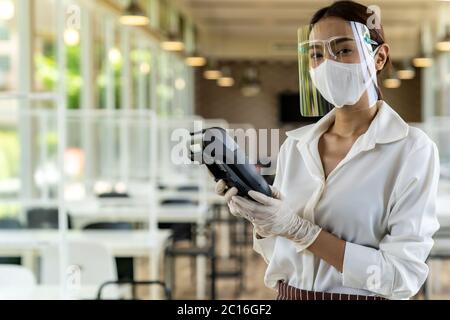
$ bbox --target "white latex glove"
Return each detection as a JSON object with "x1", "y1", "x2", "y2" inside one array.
[
  {"x1": 214, "y1": 180, "x2": 273, "y2": 238},
  {"x1": 230, "y1": 187, "x2": 322, "y2": 249}
]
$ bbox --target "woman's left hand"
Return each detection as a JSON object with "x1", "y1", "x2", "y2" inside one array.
[{"x1": 231, "y1": 187, "x2": 322, "y2": 249}]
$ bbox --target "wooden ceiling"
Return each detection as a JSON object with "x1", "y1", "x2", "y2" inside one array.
[{"x1": 174, "y1": 0, "x2": 450, "y2": 61}]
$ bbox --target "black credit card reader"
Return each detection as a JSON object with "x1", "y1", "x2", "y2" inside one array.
[{"x1": 189, "y1": 127, "x2": 272, "y2": 198}]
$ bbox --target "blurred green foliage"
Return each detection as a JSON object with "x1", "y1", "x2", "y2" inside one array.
[
  {"x1": 0, "y1": 131, "x2": 20, "y2": 218},
  {"x1": 35, "y1": 43, "x2": 82, "y2": 109}
]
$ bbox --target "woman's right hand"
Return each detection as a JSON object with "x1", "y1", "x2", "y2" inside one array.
[
  {"x1": 215, "y1": 180, "x2": 272, "y2": 238},
  {"x1": 215, "y1": 180, "x2": 241, "y2": 217}
]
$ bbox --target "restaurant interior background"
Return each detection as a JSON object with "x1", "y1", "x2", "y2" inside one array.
[{"x1": 0, "y1": 0, "x2": 450, "y2": 300}]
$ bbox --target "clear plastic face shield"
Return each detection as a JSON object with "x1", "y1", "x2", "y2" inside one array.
[{"x1": 298, "y1": 20, "x2": 381, "y2": 117}]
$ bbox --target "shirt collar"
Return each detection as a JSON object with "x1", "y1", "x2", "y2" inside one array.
[{"x1": 286, "y1": 100, "x2": 409, "y2": 150}]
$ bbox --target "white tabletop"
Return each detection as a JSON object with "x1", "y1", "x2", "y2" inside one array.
[
  {"x1": 67, "y1": 201, "x2": 211, "y2": 225},
  {"x1": 0, "y1": 229, "x2": 172, "y2": 257},
  {"x1": 1, "y1": 285, "x2": 102, "y2": 300},
  {"x1": 157, "y1": 190, "x2": 225, "y2": 205}
]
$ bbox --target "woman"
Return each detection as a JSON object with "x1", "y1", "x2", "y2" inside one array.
[{"x1": 216, "y1": 1, "x2": 440, "y2": 300}]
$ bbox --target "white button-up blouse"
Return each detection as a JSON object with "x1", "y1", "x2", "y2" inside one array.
[{"x1": 253, "y1": 101, "x2": 440, "y2": 300}]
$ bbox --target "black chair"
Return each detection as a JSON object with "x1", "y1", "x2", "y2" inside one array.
[
  {"x1": 165, "y1": 222, "x2": 217, "y2": 299},
  {"x1": 97, "y1": 280, "x2": 172, "y2": 300},
  {"x1": 26, "y1": 208, "x2": 72, "y2": 229},
  {"x1": 0, "y1": 219, "x2": 21, "y2": 229},
  {"x1": 0, "y1": 218, "x2": 22, "y2": 265},
  {"x1": 98, "y1": 192, "x2": 130, "y2": 199},
  {"x1": 83, "y1": 222, "x2": 135, "y2": 284},
  {"x1": 92, "y1": 192, "x2": 134, "y2": 282},
  {"x1": 177, "y1": 185, "x2": 200, "y2": 192},
  {"x1": 210, "y1": 210, "x2": 247, "y2": 296},
  {"x1": 158, "y1": 199, "x2": 198, "y2": 242}
]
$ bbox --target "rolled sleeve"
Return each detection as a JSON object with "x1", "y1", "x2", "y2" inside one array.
[{"x1": 342, "y1": 141, "x2": 440, "y2": 299}]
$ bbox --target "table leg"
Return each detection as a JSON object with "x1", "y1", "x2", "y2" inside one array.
[
  {"x1": 196, "y1": 223, "x2": 207, "y2": 300},
  {"x1": 22, "y1": 251, "x2": 37, "y2": 278},
  {"x1": 149, "y1": 249, "x2": 161, "y2": 300},
  {"x1": 425, "y1": 260, "x2": 433, "y2": 300},
  {"x1": 433, "y1": 260, "x2": 442, "y2": 294},
  {"x1": 218, "y1": 205, "x2": 230, "y2": 259}
]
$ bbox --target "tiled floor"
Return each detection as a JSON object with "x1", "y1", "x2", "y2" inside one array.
[
  {"x1": 169, "y1": 251, "x2": 442, "y2": 300},
  {"x1": 174, "y1": 246, "x2": 276, "y2": 300},
  {"x1": 170, "y1": 249, "x2": 450, "y2": 300}
]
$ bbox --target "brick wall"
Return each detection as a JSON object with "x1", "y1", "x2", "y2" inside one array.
[{"x1": 195, "y1": 60, "x2": 423, "y2": 144}]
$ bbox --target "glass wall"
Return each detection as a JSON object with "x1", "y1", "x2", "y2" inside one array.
[
  {"x1": 0, "y1": 0, "x2": 19, "y2": 218},
  {"x1": 0, "y1": 0, "x2": 196, "y2": 215},
  {"x1": 0, "y1": 0, "x2": 199, "y2": 300},
  {"x1": 0, "y1": 0, "x2": 17, "y2": 92}
]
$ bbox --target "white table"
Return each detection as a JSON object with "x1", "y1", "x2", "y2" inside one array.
[
  {"x1": 66, "y1": 202, "x2": 212, "y2": 227},
  {"x1": 0, "y1": 229, "x2": 171, "y2": 255},
  {"x1": 68, "y1": 201, "x2": 217, "y2": 300},
  {"x1": 0, "y1": 230, "x2": 172, "y2": 300},
  {"x1": 157, "y1": 190, "x2": 225, "y2": 205},
  {"x1": 4, "y1": 200, "x2": 213, "y2": 300},
  {"x1": 2, "y1": 285, "x2": 105, "y2": 300}
]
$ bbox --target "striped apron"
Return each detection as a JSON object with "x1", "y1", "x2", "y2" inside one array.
[{"x1": 276, "y1": 281, "x2": 387, "y2": 300}]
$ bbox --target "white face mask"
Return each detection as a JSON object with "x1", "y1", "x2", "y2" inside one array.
[{"x1": 309, "y1": 59, "x2": 377, "y2": 108}]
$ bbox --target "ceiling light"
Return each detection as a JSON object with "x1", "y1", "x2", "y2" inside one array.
[
  {"x1": 241, "y1": 67, "x2": 262, "y2": 97},
  {"x1": 185, "y1": 54, "x2": 207, "y2": 67},
  {"x1": 412, "y1": 57, "x2": 433, "y2": 68},
  {"x1": 218, "y1": 77, "x2": 235, "y2": 87},
  {"x1": 383, "y1": 78, "x2": 401, "y2": 89},
  {"x1": 161, "y1": 40, "x2": 184, "y2": 52},
  {"x1": 436, "y1": 29, "x2": 450, "y2": 52},
  {"x1": 436, "y1": 40, "x2": 450, "y2": 52},
  {"x1": 161, "y1": 33, "x2": 185, "y2": 52},
  {"x1": 119, "y1": 0, "x2": 149, "y2": 26},
  {"x1": 203, "y1": 61, "x2": 222, "y2": 80},
  {"x1": 203, "y1": 70, "x2": 222, "y2": 80},
  {"x1": 241, "y1": 84, "x2": 261, "y2": 97},
  {"x1": 397, "y1": 69, "x2": 415, "y2": 80},
  {"x1": 217, "y1": 66, "x2": 234, "y2": 87},
  {"x1": 396, "y1": 60, "x2": 416, "y2": 80}
]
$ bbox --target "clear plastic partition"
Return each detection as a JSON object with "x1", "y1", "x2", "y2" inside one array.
[
  {"x1": 65, "y1": 109, "x2": 156, "y2": 200},
  {"x1": 0, "y1": 104, "x2": 165, "y2": 299},
  {"x1": 0, "y1": 94, "x2": 69, "y2": 300}
]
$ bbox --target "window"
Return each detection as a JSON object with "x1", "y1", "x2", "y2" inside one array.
[
  {"x1": 0, "y1": 0, "x2": 16, "y2": 92},
  {"x1": 0, "y1": 0, "x2": 19, "y2": 218},
  {"x1": 159, "y1": 0, "x2": 170, "y2": 35}
]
